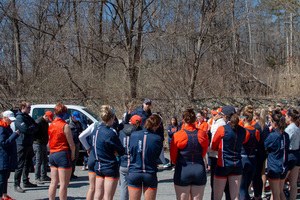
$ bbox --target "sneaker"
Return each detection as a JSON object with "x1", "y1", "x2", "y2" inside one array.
[
  {"x1": 41, "y1": 176, "x2": 51, "y2": 182},
  {"x1": 35, "y1": 178, "x2": 44, "y2": 184},
  {"x1": 23, "y1": 182, "x2": 37, "y2": 188},
  {"x1": 172, "y1": 167, "x2": 175, "y2": 171},
  {"x1": 163, "y1": 163, "x2": 171, "y2": 168},
  {"x1": 2, "y1": 195, "x2": 15, "y2": 200},
  {"x1": 14, "y1": 186, "x2": 25, "y2": 193},
  {"x1": 261, "y1": 192, "x2": 266, "y2": 198}
]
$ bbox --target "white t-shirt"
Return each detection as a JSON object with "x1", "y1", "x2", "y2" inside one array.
[{"x1": 208, "y1": 118, "x2": 226, "y2": 158}]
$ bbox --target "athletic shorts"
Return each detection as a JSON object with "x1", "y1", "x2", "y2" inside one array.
[
  {"x1": 95, "y1": 166, "x2": 119, "y2": 179},
  {"x1": 126, "y1": 172, "x2": 158, "y2": 189},
  {"x1": 267, "y1": 169, "x2": 288, "y2": 181},
  {"x1": 87, "y1": 151, "x2": 96, "y2": 173},
  {"x1": 214, "y1": 165, "x2": 243, "y2": 179},
  {"x1": 173, "y1": 163, "x2": 206, "y2": 186},
  {"x1": 49, "y1": 150, "x2": 72, "y2": 169}
]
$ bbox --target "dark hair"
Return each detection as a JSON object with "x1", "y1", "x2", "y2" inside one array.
[
  {"x1": 169, "y1": 116, "x2": 178, "y2": 126},
  {"x1": 182, "y1": 108, "x2": 196, "y2": 124},
  {"x1": 54, "y1": 103, "x2": 68, "y2": 115},
  {"x1": 287, "y1": 108, "x2": 300, "y2": 126},
  {"x1": 230, "y1": 113, "x2": 240, "y2": 131},
  {"x1": 144, "y1": 115, "x2": 162, "y2": 131},
  {"x1": 271, "y1": 110, "x2": 287, "y2": 134},
  {"x1": 197, "y1": 110, "x2": 205, "y2": 117},
  {"x1": 241, "y1": 105, "x2": 253, "y2": 123}
]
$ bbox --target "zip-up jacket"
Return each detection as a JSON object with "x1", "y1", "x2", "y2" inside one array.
[
  {"x1": 34, "y1": 116, "x2": 49, "y2": 146},
  {"x1": 242, "y1": 126, "x2": 260, "y2": 156},
  {"x1": 48, "y1": 117, "x2": 69, "y2": 153},
  {"x1": 94, "y1": 123, "x2": 125, "y2": 173},
  {"x1": 170, "y1": 124, "x2": 209, "y2": 165},
  {"x1": 211, "y1": 123, "x2": 248, "y2": 167},
  {"x1": 167, "y1": 125, "x2": 178, "y2": 144},
  {"x1": 125, "y1": 106, "x2": 152, "y2": 127},
  {"x1": 119, "y1": 124, "x2": 142, "y2": 168},
  {"x1": 128, "y1": 128, "x2": 163, "y2": 173},
  {"x1": 0, "y1": 120, "x2": 19, "y2": 170},
  {"x1": 15, "y1": 111, "x2": 39, "y2": 146},
  {"x1": 265, "y1": 128, "x2": 289, "y2": 174}
]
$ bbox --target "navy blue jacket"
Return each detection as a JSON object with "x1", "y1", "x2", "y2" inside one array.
[
  {"x1": 129, "y1": 128, "x2": 163, "y2": 173},
  {"x1": 15, "y1": 111, "x2": 39, "y2": 146},
  {"x1": 167, "y1": 125, "x2": 178, "y2": 144},
  {"x1": 94, "y1": 123, "x2": 125, "y2": 174},
  {"x1": 119, "y1": 124, "x2": 142, "y2": 168},
  {"x1": 125, "y1": 106, "x2": 152, "y2": 127},
  {"x1": 265, "y1": 128, "x2": 289, "y2": 174},
  {"x1": 68, "y1": 117, "x2": 83, "y2": 144},
  {"x1": 0, "y1": 120, "x2": 19, "y2": 170}
]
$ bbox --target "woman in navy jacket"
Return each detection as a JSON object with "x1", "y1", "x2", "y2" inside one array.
[
  {"x1": 211, "y1": 106, "x2": 248, "y2": 200},
  {"x1": 0, "y1": 111, "x2": 19, "y2": 200},
  {"x1": 264, "y1": 110, "x2": 289, "y2": 200},
  {"x1": 94, "y1": 105, "x2": 125, "y2": 200},
  {"x1": 127, "y1": 114, "x2": 163, "y2": 200}
]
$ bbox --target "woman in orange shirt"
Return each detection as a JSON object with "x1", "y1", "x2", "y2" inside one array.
[
  {"x1": 195, "y1": 111, "x2": 208, "y2": 133},
  {"x1": 48, "y1": 103, "x2": 75, "y2": 200}
]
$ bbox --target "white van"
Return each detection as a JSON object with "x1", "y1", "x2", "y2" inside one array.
[{"x1": 30, "y1": 104, "x2": 100, "y2": 126}]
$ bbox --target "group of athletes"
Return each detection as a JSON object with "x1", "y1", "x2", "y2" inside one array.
[{"x1": 45, "y1": 100, "x2": 299, "y2": 200}]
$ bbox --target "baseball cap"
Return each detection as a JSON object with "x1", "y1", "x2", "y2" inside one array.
[
  {"x1": 221, "y1": 106, "x2": 236, "y2": 116},
  {"x1": 211, "y1": 108, "x2": 222, "y2": 115},
  {"x1": 130, "y1": 115, "x2": 142, "y2": 125},
  {"x1": 72, "y1": 111, "x2": 81, "y2": 121},
  {"x1": 45, "y1": 111, "x2": 54, "y2": 122},
  {"x1": 144, "y1": 99, "x2": 151, "y2": 104},
  {"x1": 3, "y1": 111, "x2": 16, "y2": 121}
]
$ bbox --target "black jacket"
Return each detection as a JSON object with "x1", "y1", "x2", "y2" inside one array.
[{"x1": 34, "y1": 116, "x2": 49, "y2": 146}]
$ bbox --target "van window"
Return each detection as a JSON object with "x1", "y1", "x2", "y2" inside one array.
[{"x1": 31, "y1": 108, "x2": 55, "y2": 120}]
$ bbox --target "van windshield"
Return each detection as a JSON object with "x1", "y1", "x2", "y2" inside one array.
[{"x1": 82, "y1": 108, "x2": 100, "y2": 121}]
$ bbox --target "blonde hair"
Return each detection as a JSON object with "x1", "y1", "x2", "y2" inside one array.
[{"x1": 100, "y1": 105, "x2": 114, "y2": 123}]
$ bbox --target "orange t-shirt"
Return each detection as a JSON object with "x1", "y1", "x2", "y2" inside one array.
[{"x1": 48, "y1": 118, "x2": 69, "y2": 153}]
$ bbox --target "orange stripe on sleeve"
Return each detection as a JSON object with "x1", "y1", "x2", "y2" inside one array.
[
  {"x1": 197, "y1": 129, "x2": 209, "y2": 157},
  {"x1": 255, "y1": 129, "x2": 260, "y2": 142}
]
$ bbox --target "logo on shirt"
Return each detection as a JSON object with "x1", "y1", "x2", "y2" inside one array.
[{"x1": 138, "y1": 140, "x2": 142, "y2": 152}]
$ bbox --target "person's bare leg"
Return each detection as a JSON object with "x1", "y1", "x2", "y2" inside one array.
[
  {"x1": 174, "y1": 185, "x2": 190, "y2": 200},
  {"x1": 269, "y1": 179, "x2": 280, "y2": 200},
  {"x1": 94, "y1": 177, "x2": 104, "y2": 200},
  {"x1": 213, "y1": 177, "x2": 227, "y2": 200},
  {"x1": 191, "y1": 185, "x2": 205, "y2": 200},
  {"x1": 228, "y1": 175, "x2": 242, "y2": 200},
  {"x1": 86, "y1": 172, "x2": 96, "y2": 200},
  {"x1": 58, "y1": 168, "x2": 72, "y2": 200},
  {"x1": 279, "y1": 178, "x2": 287, "y2": 200},
  {"x1": 49, "y1": 167, "x2": 59, "y2": 200},
  {"x1": 128, "y1": 187, "x2": 143, "y2": 200},
  {"x1": 288, "y1": 166, "x2": 299, "y2": 200},
  {"x1": 143, "y1": 187, "x2": 157, "y2": 200},
  {"x1": 103, "y1": 178, "x2": 118, "y2": 200}
]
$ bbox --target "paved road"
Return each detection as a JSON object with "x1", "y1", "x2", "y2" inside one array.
[{"x1": 6, "y1": 153, "x2": 277, "y2": 200}]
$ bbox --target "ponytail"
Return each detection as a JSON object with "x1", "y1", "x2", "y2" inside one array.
[
  {"x1": 271, "y1": 110, "x2": 287, "y2": 134},
  {"x1": 230, "y1": 113, "x2": 239, "y2": 131}
]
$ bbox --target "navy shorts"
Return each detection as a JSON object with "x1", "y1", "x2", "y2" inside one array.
[
  {"x1": 267, "y1": 169, "x2": 288, "y2": 181},
  {"x1": 87, "y1": 150, "x2": 96, "y2": 173},
  {"x1": 49, "y1": 150, "x2": 72, "y2": 169},
  {"x1": 94, "y1": 161, "x2": 119, "y2": 179},
  {"x1": 174, "y1": 163, "x2": 206, "y2": 186},
  {"x1": 126, "y1": 172, "x2": 158, "y2": 189},
  {"x1": 214, "y1": 165, "x2": 243, "y2": 179}
]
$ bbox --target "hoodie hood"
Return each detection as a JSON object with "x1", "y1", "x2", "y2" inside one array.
[{"x1": 0, "y1": 119, "x2": 9, "y2": 128}]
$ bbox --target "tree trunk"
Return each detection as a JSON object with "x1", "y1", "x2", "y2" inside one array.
[{"x1": 11, "y1": 0, "x2": 23, "y2": 84}]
